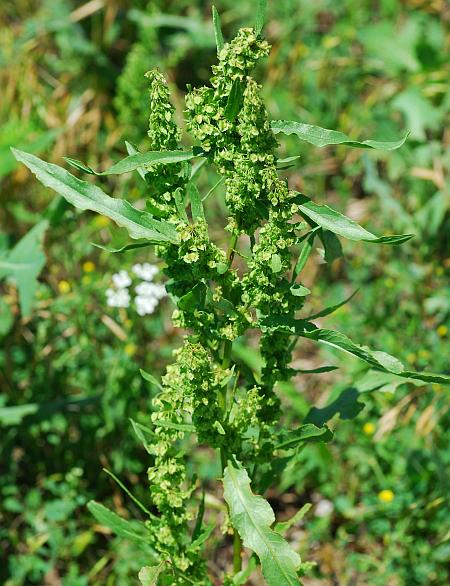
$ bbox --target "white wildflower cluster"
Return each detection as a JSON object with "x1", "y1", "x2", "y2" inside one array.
[{"x1": 106, "y1": 263, "x2": 167, "y2": 316}]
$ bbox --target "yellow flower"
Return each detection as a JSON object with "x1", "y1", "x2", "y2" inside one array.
[
  {"x1": 406, "y1": 353, "x2": 416, "y2": 364},
  {"x1": 93, "y1": 216, "x2": 110, "y2": 228},
  {"x1": 363, "y1": 422, "x2": 376, "y2": 436},
  {"x1": 124, "y1": 342, "x2": 137, "y2": 356},
  {"x1": 378, "y1": 489, "x2": 395, "y2": 503},
  {"x1": 437, "y1": 325, "x2": 448, "y2": 337},
  {"x1": 82, "y1": 261, "x2": 95, "y2": 273},
  {"x1": 58, "y1": 280, "x2": 71, "y2": 294}
]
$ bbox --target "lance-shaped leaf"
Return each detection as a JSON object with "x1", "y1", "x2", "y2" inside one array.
[
  {"x1": 255, "y1": 0, "x2": 268, "y2": 34},
  {"x1": 87, "y1": 501, "x2": 151, "y2": 545},
  {"x1": 223, "y1": 461, "x2": 301, "y2": 586},
  {"x1": 272, "y1": 120, "x2": 409, "y2": 150},
  {"x1": 212, "y1": 6, "x2": 224, "y2": 53},
  {"x1": 306, "y1": 290, "x2": 358, "y2": 320},
  {"x1": 224, "y1": 78, "x2": 244, "y2": 121},
  {"x1": 12, "y1": 149, "x2": 179, "y2": 244},
  {"x1": 0, "y1": 220, "x2": 48, "y2": 316},
  {"x1": 295, "y1": 194, "x2": 413, "y2": 244},
  {"x1": 188, "y1": 182, "x2": 205, "y2": 221},
  {"x1": 65, "y1": 149, "x2": 198, "y2": 176}
]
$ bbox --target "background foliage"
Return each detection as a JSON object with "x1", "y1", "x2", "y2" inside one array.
[{"x1": 1, "y1": 0, "x2": 449, "y2": 584}]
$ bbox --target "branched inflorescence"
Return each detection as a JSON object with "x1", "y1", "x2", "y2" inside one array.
[{"x1": 140, "y1": 25, "x2": 312, "y2": 582}]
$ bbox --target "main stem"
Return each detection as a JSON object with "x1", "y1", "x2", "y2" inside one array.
[{"x1": 220, "y1": 230, "x2": 242, "y2": 574}]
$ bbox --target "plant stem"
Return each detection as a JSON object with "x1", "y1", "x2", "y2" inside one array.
[
  {"x1": 233, "y1": 530, "x2": 243, "y2": 573},
  {"x1": 227, "y1": 232, "x2": 238, "y2": 267}
]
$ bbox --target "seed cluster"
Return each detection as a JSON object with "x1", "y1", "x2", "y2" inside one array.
[{"x1": 138, "y1": 25, "x2": 311, "y2": 582}]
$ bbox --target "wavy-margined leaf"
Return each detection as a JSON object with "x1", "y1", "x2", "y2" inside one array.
[
  {"x1": 223, "y1": 462, "x2": 301, "y2": 586},
  {"x1": 261, "y1": 317, "x2": 450, "y2": 385},
  {"x1": 12, "y1": 149, "x2": 179, "y2": 244},
  {"x1": 295, "y1": 194, "x2": 413, "y2": 244},
  {"x1": 65, "y1": 149, "x2": 198, "y2": 176},
  {"x1": 138, "y1": 563, "x2": 167, "y2": 585},
  {"x1": 306, "y1": 388, "x2": 365, "y2": 426},
  {"x1": 272, "y1": 120, "x2": 409, "y2": 150},
  {"x1": 0, "y1": 220, "x2": 48, "y2": 316},
  {"x1": 87, "y1": 501, "x2": 151, "y2": 545},
  {"x1": 275, "y1": 424, "x2": 333, "y2": 451}
]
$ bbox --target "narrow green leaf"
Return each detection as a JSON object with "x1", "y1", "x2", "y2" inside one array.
[
  {"x1": 276, "y1": 424, "x2": 333, "y2": 451},
  {"x1": 0, "y1": 403, "x2": 39, "y2": 425},
  {"x1": 64, "y1": 157, "x2": 94, "y2": 174},
  {"x1": 138, "y1": 563, "x2": 167, "y2": 586},
  {"x1": 173, "y1": 187, "x2": 189, "y2": 222},
  {"x1": 140, "y1": 369, "x2": 163, "y2": 390},
  {"x1": 12, "y1": 149, "x2": 179, "y2": 244},
  {"x1": 275, "y1": 504, "x2": 312, "y2": 534},
  {"x1": 192, "y1": 491, "x2": 206, "y2": 542},
  {"x1": 224, "y1": 78, "x2": 244, "y2": 121},
  {"x1": 87, "y1": 501, "x2": 149, "y2": 544},
  {"x1": 272, "y1": 120, "x2": 409, "y2": 150},
  {"x1": 401, "y1": 370, "x2": 450, "y2": 385},
  {"x1": 212, "y1": 6, "x2": 224, "y2": 54},
  {"x1": 223, "y1": 461, "x2": 301, "y2": 586},
  {"x1": 91, "y1": 241, "x2": 152, "y2": 254},
  {"x1": 255, "y1": 0, "x2": 267, "y2": 34},
  {"x1": 130, "y1": 419, "x2": 155, "y2": 454},
  {"x1": 189, "y1": 523, "x2": 215, "y2": 550},
  {"x1": 307, "y1": 290, "x2": 358, "y2": 320},
  {"x1": 153, "y1": 419, "x2": 196, "y2": 433},
  {"x1": 277, "y1": 155, "x2": 301, "y2": 170},
  {"x1": 295, "y1": 194, "x2": 413, "y2": 244},
  {"x1": 67, "y1": 150, "x2": 198, "y2": 176},
  {"x1": 294, "y1": 365, "x2": 338, "y2": 374},
  {"x1": 102, "y1": 468, "x2": 155, "y2": 518},
  {"x1": 188, "y1": 182, "x2": 205, "y2": 221},
  {"x1": 293, "y1": 231, "x2": 316, "y2": 278},
  {"x1": 0, "y1": 220, "x2": 48, "y2": 316}
]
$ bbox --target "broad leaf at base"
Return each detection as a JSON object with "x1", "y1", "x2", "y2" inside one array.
[{"x1": 223, "y1": 461, "x2": 302, "y2": 586}]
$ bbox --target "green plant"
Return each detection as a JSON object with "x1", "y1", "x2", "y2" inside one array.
[{"x1": 11, "y1": 4, "x2": 450, "y2": 584}]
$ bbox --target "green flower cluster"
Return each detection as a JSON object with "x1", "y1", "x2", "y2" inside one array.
[
  {"x1": 141, "y1": 24, "x2": 312, "y2": 581},
  {"x1": 186, "y1": 29, "x2": 278, "y2": 232},
  {"x1": 144, "y1": 69, "x2": 186, "y2": 219}
]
